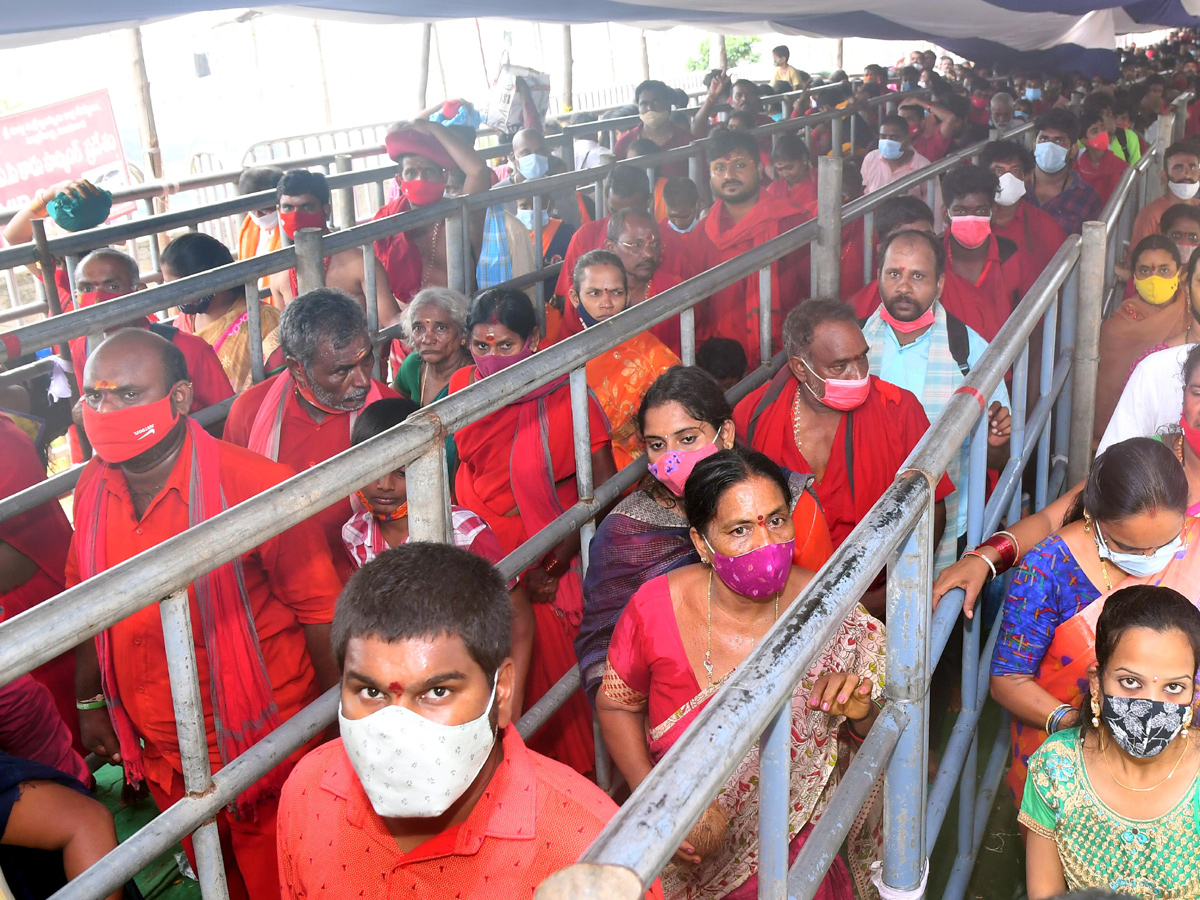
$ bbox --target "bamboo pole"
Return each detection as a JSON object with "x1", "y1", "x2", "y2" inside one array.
[
  {"x1": 641, "y1": 31, "x2": 650, "y2": 80},
  {"x1": 128, "y1": 28, "x2": 163, "y2": 181},
  {"x1": 417, "y1": 24, "x2": 432, "y2": 110}
]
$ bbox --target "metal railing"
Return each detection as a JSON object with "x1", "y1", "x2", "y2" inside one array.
[
  {"x1": 533, "y1": 111, "x2": 1170, "y2": 900},
  {"x1": 0, "y1": 91, "x2": 1098, "y2": 900}
]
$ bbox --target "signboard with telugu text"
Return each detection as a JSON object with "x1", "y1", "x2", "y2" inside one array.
[{"x1": 0, "y1": 90, "x2": 135, "y2": 218}]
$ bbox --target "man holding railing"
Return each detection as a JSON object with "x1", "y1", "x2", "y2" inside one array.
[{"x1": 68, "y1": 328, "x2": 343, "y2": 900}]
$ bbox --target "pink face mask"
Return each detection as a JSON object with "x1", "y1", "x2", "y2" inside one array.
[
  {"x1": 705, "y1": 535, "x2": 795, "y2": 599},
  {"x1": 648, "y1": 436, "x2": 720, "y2": 497},
  {"x1": 473, "y1": 337, "x2": 534, "y2": 378},
  {"x1": 879, "y1": 303, "x2": 937, "y2": 334},
  {"x1": 949, "y1": 214, "x2": 992, "y2": 249},
  {"x1": 801, "y1": 358, "x2": 870, "y2": 411}
]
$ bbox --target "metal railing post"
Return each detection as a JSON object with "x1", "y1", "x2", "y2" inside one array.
[
  {"x1": 689, "y1": 153, "x2": 711, "y2": 207},
  {"x1": 1067, "y1": 221, "x2": 1106, "y2": 485},
  {"x1": 679, "y1": 307, "x2": 696, "y2": 366},
  {"x1": 332, "y1": 154, "x2": 356, "y2": 229},
  {"x1": 160, "y1": 588, "x2": 231, "y2": 900},
  {"x1": 812, "y1": 156, "x2": 843, "y2": 298},
  {"x1": 882, "y1": 497, "x2": 933, "y2": 893},
  {"x1": 244, "y1": 281, "x2": 265, "y2": 384},
  {"x1": 533, "y1": 195, "x2": 547, "y2": 338},
  {"x1": 446, "y1": 207, "x2": 467, "y2": 295},
  {"x1": 757, "y1": 267, "x2": 773, "y2": 367},
  {"x1": 831, "y1": 116, "x2": 843, "y2": 159},
  {"x1": 405, "y1": 438, "x2": 452, "y2": 544},
  {"x1": 293, "y1": 229, "x2": 325, "y2": 295},
  {"x1": 862, "y1": 210, "x2": 875, "y2": 288},
  {"x1": 1149, "y1": 113, "x2": 1173, "y2": 203},
  {"x1": 569, "y1": 367, "x2": 595, "y2": 574},
  {"x1": 757, "y1": 697, "x2": 792, "y2": 900}
]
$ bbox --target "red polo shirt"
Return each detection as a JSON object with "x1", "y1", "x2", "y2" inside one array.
[
  {"x1": 277, "y1": 727, "x2": 664, "y2": 900},
  {"x1": 1074, "y1": 148, "x2": 1128, "y2": 205},
  {"x1": 222, "y1": 374, "x2": 399, "y2": 582},
  {"x1": 64, "y1": 432, "x2": 341, "y2": 794},
  {"x1": 991, "y1": 201, "x2": 1068, "y2": 292}
]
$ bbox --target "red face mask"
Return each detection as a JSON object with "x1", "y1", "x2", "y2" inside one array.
[
  {"x1": 401, "y1": 179, "x2": 445, "y2": 206},
  {"x1": 77, "y1": 290, "x2": 126, "y2": 308},
  {"x1": 1086, "y1": 132, "x2": 1111, "y2": 152},
  {"x1": 879, "y1": 303, "x2": 937, "y2": 333},
  {"x1": 81, "y1": 395, "x2": 179, "y2": 463},
  {"x1": 971, "y1": 96, "x2": 989, "y2": 110},
  {"x1": 1182, "y1": 413, "x2": 1200, "y2": 459},
  {"x1": 279, "y1": 209, "x2": 327, "y2": 239},
  {"x1": 949, "y1": 214, "x2": 992, "y2": 249}
]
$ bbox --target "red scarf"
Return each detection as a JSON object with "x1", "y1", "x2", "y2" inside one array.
[
  {"x1": 247, "y1": 371, "x2": 384, "y2": 461},
  {"x1": 74, "y1": 419, "x2": 285, "y2": 817}
]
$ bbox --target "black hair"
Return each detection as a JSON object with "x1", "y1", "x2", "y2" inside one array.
[
  {"x1": 684, "y1": 446, "x2": 791, "y2": 539},
  {"x1": 572, "y1": 248, "x2": 628, "y2": 297},
  {"x1": 1183, "y1": 342, "x2": 1200, "y2": 387},
  {"x1": 696, "y1": 337, "x2": 748, "y2": 384},
  {"x1": 1078, "y1": 104, "x2": 1105, "y2": 134},
  {"x1": 1164, "y1": 140, "x2": 1200, "y2": 166},
  {"x1": 1160, "y1": 202, "x2": 1200, "y2": 235},
  {"x1": 276, "y1": 168, "x2": 331, "y2": 206},
  {"x1": 978, "y1": 140, "x2": 1036, "y2": 174},
  {"x1": 875, "y1": 195, "x2": 935, "y2": 239},
  {"x1": 332, "y1": 542, "x2": 512, "y2": 683},
  {"x1": 636, "y1": 365, "x2": 732, "y2": 438},
  {"x1": 878, "y1": 228, "x2": 946, "y2": 280},
  {"x1": 238, "y1": 166, "x2": 285, "y2": 195},
  {"x1": 634, "y1": 80, "x2": 673, "y2": 106},
  {"x1": 161, "y1": 232, "x2": 235, "y2": 279},
  {"x1": 708, "y1": 128, "x2": 761, "y2": 164},
  {"x1": 1079, "y1": 584, "x2": 1200, "y2": 742},
  {"x1": 1065, "y1": 437, "x2": 1188, "y2": 526},
  {"x1": 732, "y1": 79, "x2": 760, "y2": 97},
  {"x1": 626, "y1": 138, "x2": 661, "y2": 159},
  {"x1": 771, "y1": 133, "x2": 811, "y2": 162},
  {"x1": 350, "y1": 396, "x2": 420, "y2": 446},
  {"x1": 879, "y1": 114, "x2": 909, "y2": 134},
  {"x1": 781, "y1": 297, "x2": 860, "y2": 360},
  {"x1": 1081, "y1": 93, "x2": 1114, "y2": 116},
  {"x1": 1035, "y1": 108, "x2": 1081, "y2": 144},
  {"x1": 939, "y1": 93, "x2": 972, "y2": 122},
  {"x1": 899, "y1": 65, "x2": 919, "y2": 84},
  {"x1": 772, "y1": 45, "x2": 789, "y2": 60},
  {"x1": 465, "y1": 287, "x2": 537, "y2": 341},
  {"x1": 941, "y1": 164, "x2": 1000, "y2": 208},
  {"x1": 662, "y1": 176, "x2": 700, "y2": 207},
  {"x1": 1131, "y1": 233, "x2": 1183, "y2": 270},
  {"x1": 726, "y1": 111, "x2": 758, "y2": 130},
  {"x1": 605, "y1": 206, "x2": 657, "y2": 242},
  {"x1": 278, "y1": 287, "x2": 368, "y2": 368},
  {"x1": 606, "y1": 166, "x2": 651, "y2": 202}
]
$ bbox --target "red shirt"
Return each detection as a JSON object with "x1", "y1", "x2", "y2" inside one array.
[
  {"x1": 553, "y1": 217, "x2": 686, "y2": 298},
  {"x1": 943, "y1": 233, "x2": 1024, "y2": 340},
  {"x1": 277, "y1": 728, "x2": 664, "y2": 900},
  {"x1": 766, "y1": 175, "x2": 819, "y2": 216},
  {"x1": 612, "y1": 123, "x2": 693, "y2": 179},
  {"x1": 734, "y1": 374, "x2": 952, "y2": 548},
  {"x1": 991, "y1": 201, "x2": 1068, "y2": 293},
  {"x1": 1074, "y1": 148, "x2": 1128, "y2": 205},
  {"x1": 64, "y1": 433, "x2": 341, "y2": 794},
  {"x1": 222, "y1": 374, "x2": 399, "y2": 582},
  {"x1": 913, "y1": 119, "x2": 951, "y2": 162}
]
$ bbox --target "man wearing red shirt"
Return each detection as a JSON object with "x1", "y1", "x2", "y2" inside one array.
[
  {"x1": 846, "y1": 196, "x2": 1002, "y2": 340},
  {"x1": 690, "y1": 129, "x2": 809, "y2": 363},
  {"x1": 278, "y1": 542, "x2": 664, "y2": 900},
  {"x1": 223, "y1": 289, "x2": 398, "y2": 582},
  {"x1": 981, "y1": 141, "x2": 1069, "y2": 283},
  {"x1": 910, "y1": 94, "x2": 970, "y2": 162},
  {"x1": 69, "y1": 329, "x2": 342, "y2": 900},
  {"x1": 613, "y1": 80, "x2": 693, "y2": 180},
  {"x1": 734, "y1": 300, "x2": 950, "y2": 616},
  {"x1": 1073, "y1": 106, "x2": 1129, "y2": 205}
]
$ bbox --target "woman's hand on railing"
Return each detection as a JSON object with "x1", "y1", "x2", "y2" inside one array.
[
  {"x1": 808, "y1": 671, "x2": 874, "y2": 721},
  {"x1": 931, "y1": 554, "x2": 991, "y2": 619}
]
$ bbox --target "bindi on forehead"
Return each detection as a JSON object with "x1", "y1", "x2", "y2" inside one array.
[
  {"x1": 93, "y1": 380, "x2": 118, "y2": 390},
  {"x1": 388, "y1": 681, "x2": 404, "y2": 694}
]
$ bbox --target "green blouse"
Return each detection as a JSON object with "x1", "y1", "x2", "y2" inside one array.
[
  {"x1": 1019, "y1": 728, "x2": 1200, "y2": 899},
  {"x1": 392, "y1": 352, "x2": 459, "y2": 477}
]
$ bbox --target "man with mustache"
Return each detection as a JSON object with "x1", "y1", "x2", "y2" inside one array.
[
  {"x1": 689, "y1": 129, "x2": 809, "y2": 362},
  {"x1": 224, "y1": 289, "x2": 398, "y2": 581}
]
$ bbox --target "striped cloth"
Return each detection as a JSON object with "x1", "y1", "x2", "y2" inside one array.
[{"x1": 475, "y1": 206, "x2": 514, "y2": 290}]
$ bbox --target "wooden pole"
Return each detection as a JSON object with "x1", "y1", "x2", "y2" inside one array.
[
  {"x1": 836, "y1": 38, "x2": 844, "y2": 70},
  {"x1": 640, "y1": 31, "x2": 650, "y2": 80},
  {"x1": 717, "y1": 34, "x2": 728, "y2": 70},
  {"x1": 417, "y1": 24, "x2": 432, "y2": 110},
  {"x1": 312, "y1": 20, "x2": 333, "y2": 125},
  {"x1": 128, "y1": 27, "x2": 163, "y2": 181},
  {"x1": 562, "y1": 25, "x2": 574, "y2": 113}
]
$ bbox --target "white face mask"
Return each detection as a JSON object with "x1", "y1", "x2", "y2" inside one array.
[
  {"x1": 1168, "y1": 180, "x2": 1200, "y2": 200},
  {"x1": 338, "y1": 679, "x2": 498, "y2": 818},
  {"x1": 667, "y1": 218, "x2": 696, "y2": 234},
  {"x1": 995, "y1": 172, "x2": 1027, "y2": 207},
  {"x1": 249, "y1": 210, "x2": 279, "y2": 231}
]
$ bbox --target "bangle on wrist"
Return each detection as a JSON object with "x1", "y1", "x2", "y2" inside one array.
[
  {"x1": 541, "y1": 553, "x2": 570, "y2": 579},
  {"x1": 963, "y1": 549, "x2": 998, "y2": 582},
  {"x1": 1045, "y1": 703, "x2": 1074, "y2": 735},
  {"x1": 979, "y1": 530, "x2": 1020, "y2": 574},
  {"x1": 76, "y1": 693, "x2": 107, "y2": 711}
]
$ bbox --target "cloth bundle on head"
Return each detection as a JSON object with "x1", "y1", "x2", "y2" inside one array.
[
  {"x1": 431, "y1": 101, "x2": 483, "y2": 131},
  {"x1": 47, "y1": 185, "x2": 112, "y2": 232},
  {"x1": 384, "y1": 129, "x2": 456, "y2": 171}
]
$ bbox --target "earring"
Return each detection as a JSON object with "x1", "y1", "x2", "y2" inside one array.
[
  {"x1": 1185, "y1": 707, "x2": 1194, "y2": 731},
  {"x1": 1091, "y1": 695, "x2": 1101, "y2": 729}
]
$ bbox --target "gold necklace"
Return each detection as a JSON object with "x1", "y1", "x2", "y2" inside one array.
[
  {"x1": 1101, "y1": 728, "x2": 1190, "y2": 792},
  {"x1": 418, "y1": 220, "x2": 442, "y2": 289},
  {"x1": 704, "y1": 568, "x2": 780, "y2": 687}
]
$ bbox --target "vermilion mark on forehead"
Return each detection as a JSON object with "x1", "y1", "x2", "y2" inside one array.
[
  {"x1": 94, "y1": 380, "x2": 117, "y2": 390},
  {"x1": 389, "y1": 681, "x2": 404, "y2": 694}
]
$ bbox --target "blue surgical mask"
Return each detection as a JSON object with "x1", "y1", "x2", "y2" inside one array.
[
  {"x1": 1093, "y1": 520, "x2": 1185, "y2": 578},
  {"x1": 878, "y1": 139, "x2": 904, "y2": 160},
  {"x1": 1025, "y1": 87, "x2": 1043, "y2": 101},
  {"x1": 667, "y1": 218, "x2": 696, "y2": 234},
  {"x1": 1034, "y1": 141, "x2": 1070, "y2": 174},
  {"x1": 515, "y1": 207, "x2": 550, "y2": 230},
  {"x1": 516, "y1": 153, "x2": 550, "y2": 180}
]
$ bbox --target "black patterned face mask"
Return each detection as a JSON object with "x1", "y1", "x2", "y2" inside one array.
[{"x1": 1101, "y1": 694, "x2": 1187, "y2": 758}]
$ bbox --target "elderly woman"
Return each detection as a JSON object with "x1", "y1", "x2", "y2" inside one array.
[{"x1": 393, "y1": 286, "x2": 474, "y2": 407}]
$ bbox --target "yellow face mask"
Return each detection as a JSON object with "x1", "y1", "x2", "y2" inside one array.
[{"x1": 1134, "y1": 273, "x2": 1180, "y2": 305}]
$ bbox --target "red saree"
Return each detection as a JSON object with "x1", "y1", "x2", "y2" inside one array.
[{"x1": 452, "y1": 367, "x2": 612, "y2": 775}]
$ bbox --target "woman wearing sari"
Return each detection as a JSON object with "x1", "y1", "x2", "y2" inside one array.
[
  {"x1": 989, "y1": 437, "x2": 1193, "y2": 806},
  {"x1": 568, "y1": 250, "x2": 680, "y2": 468},
  {"x1": 163, "y1": 232, "x2": 283, "y2": 392},
  {"x1": 598, "y1": 447, "x2": 882, "y2": 900},
  {"x1": 577, "y1": 366, "x2": 834, "y2": 704},
  {"x1": 1094, "y1": 235, "x2": 1191, "y2": 443},
  {"x1": 451, "y1": 287, "x2": 618, "y2": 776}
]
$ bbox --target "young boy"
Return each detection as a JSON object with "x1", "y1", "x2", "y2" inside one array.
[
  {"x1": 766, "y1": 133, "x2": 817, "y2": 213},
  {"x1": 662, "y1": 176, "x2": 700, "y2": 235},
  {"x1": 277, "y1": 542, "x2": 664, "y2": 898}
]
